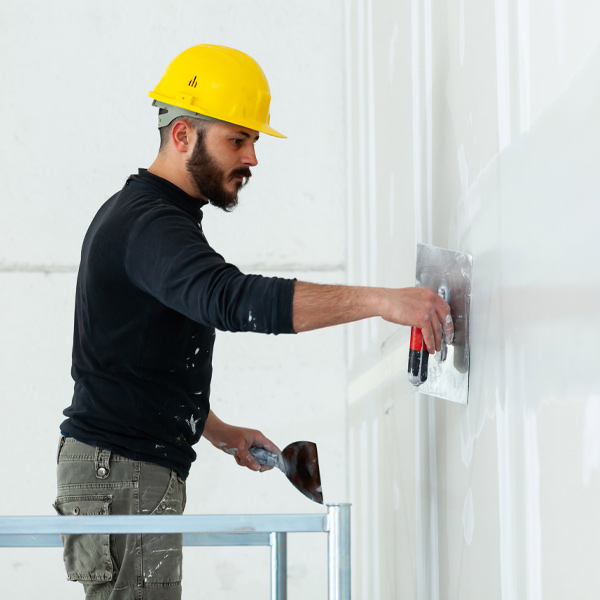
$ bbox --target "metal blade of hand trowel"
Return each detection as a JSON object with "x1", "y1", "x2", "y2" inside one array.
[
  {"x1": 249, "y1": 442, "x2": 323, "y2": 504},
  {"x1": 413, "y1": 243, "x2": 473, "y2": 404}
]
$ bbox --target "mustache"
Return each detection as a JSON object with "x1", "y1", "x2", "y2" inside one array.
[{"x1": 229, "y1": 167, "x2": 252, "y2": 180}]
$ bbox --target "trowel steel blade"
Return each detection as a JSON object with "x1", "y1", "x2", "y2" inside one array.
[{"x1": 412, "y1": 243, "x2": 472, "y2": 404}]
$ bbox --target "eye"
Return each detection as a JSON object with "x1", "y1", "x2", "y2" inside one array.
[{"x1": 231, "y1": 138, "x2": 244, "y2": 146}]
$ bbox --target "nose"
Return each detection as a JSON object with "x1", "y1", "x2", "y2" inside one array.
[{"x1": 243, "y1": 143, "x2": 258, "y2": 167}]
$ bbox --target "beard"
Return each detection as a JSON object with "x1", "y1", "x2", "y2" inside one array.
[{"x1": 186, "y1": 131, "x2": 252, "y2": 212}]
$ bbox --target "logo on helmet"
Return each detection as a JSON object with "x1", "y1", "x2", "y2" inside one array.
[{"x1": 188, "y1": 75, "x2": 198, "y2": 88}]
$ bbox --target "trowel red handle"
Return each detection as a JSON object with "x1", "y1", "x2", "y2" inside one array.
[{"x1": 408, "y1": 327, "x2": 429, "y2": 385}]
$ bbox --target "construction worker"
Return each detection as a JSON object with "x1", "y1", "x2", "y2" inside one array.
[{"x1": 55, "y1": 44, "x2": 453, "y2": 599}]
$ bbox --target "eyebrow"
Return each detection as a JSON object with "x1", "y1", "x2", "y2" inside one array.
[{"x1": 236, "y1": 131, "x2": 260, "y2": 142}]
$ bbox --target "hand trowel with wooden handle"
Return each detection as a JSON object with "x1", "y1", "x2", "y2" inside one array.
[{"x1": 249, "y1": 441, "x2": 323, "y2": 504}]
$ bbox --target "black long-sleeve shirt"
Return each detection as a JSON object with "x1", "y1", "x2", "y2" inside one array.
[{"x1": 61, "y1": 169, "x2": 296, "y2": 479}]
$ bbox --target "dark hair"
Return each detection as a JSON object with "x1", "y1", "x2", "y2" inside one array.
[{"x1": 158, "y1": 108, "x2": 212, "y2": 151}]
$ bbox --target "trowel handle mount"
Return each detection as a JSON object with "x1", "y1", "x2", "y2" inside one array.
[{"x1": 249, "y1": 446, "x2": 282, "y2": 470}]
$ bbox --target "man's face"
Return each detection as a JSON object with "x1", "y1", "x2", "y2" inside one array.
[{"x1": 186, "y1": 122, "x2": 259, "y2": 212}]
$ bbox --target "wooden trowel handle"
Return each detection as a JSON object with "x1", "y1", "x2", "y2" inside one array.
[{"x1": 249, "y1": 447, "x2": 282, "y2": 469}]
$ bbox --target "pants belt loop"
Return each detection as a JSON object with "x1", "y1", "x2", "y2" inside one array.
[
  {"x1": 94, "y1": 447, "x2": 111, "y2": 479},
  {"x1": 56, "y1": 435, "x2": 66, "y2": 465}
]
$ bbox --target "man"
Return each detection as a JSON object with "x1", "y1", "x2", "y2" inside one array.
[{"x1": 56, "y1": 44, "x2": 452, "y2": 599}]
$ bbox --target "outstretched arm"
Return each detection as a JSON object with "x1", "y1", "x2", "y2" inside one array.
[
  {"x1": 292, "y1": 281, "x2": 454, "y2": 354},
  {"x1": 203, "y1": 410, "x2": 281, "y2": 472}
]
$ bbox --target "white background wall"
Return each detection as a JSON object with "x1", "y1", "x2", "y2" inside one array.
[
  {"x1": 3, "y1": 1, "x2": 600, "y2": 599},
  {"x1": 0, "y1": 2, "x2": 347, "y2": 599},
  {"x1": 346, "y1": 0, "x2": 600, "y2": 598}
]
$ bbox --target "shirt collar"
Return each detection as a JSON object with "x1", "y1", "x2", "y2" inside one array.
[{"x1": 131, "y1": 168, "x2": 209, "y2": 218}]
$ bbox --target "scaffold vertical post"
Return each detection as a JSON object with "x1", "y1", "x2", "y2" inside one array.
[
  {"x1": 270, "y1": 531, "x2": 287, "y2": 600},
  {"x1": 327, "y1": 503, "x2": 351, "y2": 600}
]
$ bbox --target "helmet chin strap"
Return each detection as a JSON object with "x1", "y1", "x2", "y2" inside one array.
[{"x1": 153, "y1": 100, "x2": 230, "y2": 129}]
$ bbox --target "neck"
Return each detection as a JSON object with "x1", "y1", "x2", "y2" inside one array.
[{"x1": 147, "y1": 154, "x2": 205, "y2": 200}]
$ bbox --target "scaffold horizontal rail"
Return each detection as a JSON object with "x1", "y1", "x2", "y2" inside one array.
[
  {"x1": 0, "y1": 532, "x2": 274, "y2": 548},
  {"x1": 0, "y1": 504, "x2": 351, "y2": 600},
  {"x1": 0, "y1": 513, "x2": 328, "y2": 537}
]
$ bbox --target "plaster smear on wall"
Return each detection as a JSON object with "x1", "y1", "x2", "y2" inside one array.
[
  {"x1": 388, "y1": 21, "x2": 399, "y2": 83},
  {"x1": 460, "y1": 39, "x2": 600, "y2": 476},
  {"x1": 494, "y1": 0, "x2": 512, "y2": 151},
  {"x1": 553, "y1": 0, "x2": 566, "y2": 65},
  {"x1": 582, "y1": 395, "x2": 600, "y2": 487},
  {"x1": 459, "y1": 0, "x2": 465, "y2": 66},
  {"x1": 462, "y1": 487, "x2": 474, "y2": 545}
]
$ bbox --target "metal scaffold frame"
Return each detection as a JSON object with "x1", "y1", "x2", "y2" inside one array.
[{"x1": 0, "y1": 502, "x2": 351, "y2": 600}]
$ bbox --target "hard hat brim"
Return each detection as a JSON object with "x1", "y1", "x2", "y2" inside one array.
[{"x1": 149, "y1": 93, "x2": 286, "y2": 138}]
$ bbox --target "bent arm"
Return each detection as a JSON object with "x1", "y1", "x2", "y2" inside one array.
[{"x1": 292, "y1": 281, "x2": 454, "y2": 354}]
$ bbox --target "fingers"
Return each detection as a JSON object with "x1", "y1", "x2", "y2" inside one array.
[
  {"x1": 248, "y1": 432, "x2": 281, "y2": 472},
  {"x1": 219, "y1": 435, "x2": 262, "y2": 472},
  {"x1": 236, "y1": 447, "x2": 262, "y2": 472},
  {"x1": 441, "y1": 307, "x2": 454, "y2": 345},
  {"x1": 421, "y1": 289, "x2": 453, "y2": 354},
  {"x1": 230, "y1": 429, "x2": 281, "y2": 472},
  {"x1": 420, "y1": 320, "x2": 433, "y2": 354},
  {"x1": 432, "y1": 298, "x2": 454, "y2": 350},
  {"x1": 252, "y1": 433, "x2": 281, "y2": 456},
  {"x1": 422, "y1": 318, "x2": 441, "y2": 354}
]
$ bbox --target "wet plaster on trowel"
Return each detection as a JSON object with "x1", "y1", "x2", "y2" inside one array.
[{"x1": 418, "y1": 345, "x2": 469, "y2": 405}]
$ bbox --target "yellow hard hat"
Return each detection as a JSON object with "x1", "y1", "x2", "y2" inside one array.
[{"x1": 149, "y1": 44, "x2": 286, "y2": 138}]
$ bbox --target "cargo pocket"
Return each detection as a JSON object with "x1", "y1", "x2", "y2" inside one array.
[
  {"x1": 54, "y1": 495, "x2": 114, "y2": 583},
  {"x1": 142, "y1": 470, "x2": 185, "y2": 586}
]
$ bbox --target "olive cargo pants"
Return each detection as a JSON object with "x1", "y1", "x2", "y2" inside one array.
[{"x1": 55, "y1": 437, "x2": 186, "y2": 600}]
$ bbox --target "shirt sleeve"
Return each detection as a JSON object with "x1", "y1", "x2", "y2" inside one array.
[{"x1": 124, "y1": 202, "x2": 296, "y2": 334}]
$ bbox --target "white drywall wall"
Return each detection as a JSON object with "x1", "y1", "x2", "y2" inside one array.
[
  {"x1": 346, "y1": 0, "x2": 600, "y2": 598},
  {"x1": 0, "y1": 2, "x2": 347, "y2": 599}
]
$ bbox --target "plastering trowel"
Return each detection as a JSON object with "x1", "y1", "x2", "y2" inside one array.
[
  {"x1": 249, "y1": 442, "x2": 323, "y2": 504},
  {"x1": 408, "y1": 243, "x2": 473, "y2": 405}
]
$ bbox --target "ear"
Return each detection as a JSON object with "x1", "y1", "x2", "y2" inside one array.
[{"x1": 170, "y1": 120, "x2": 194, "y2": 153}]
